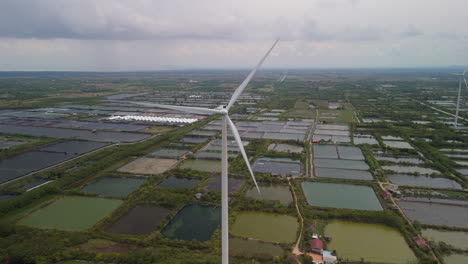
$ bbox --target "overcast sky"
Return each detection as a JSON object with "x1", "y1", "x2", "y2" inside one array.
[{"x1": 0, "y1": 0, "x2": 467, "y2": 71}]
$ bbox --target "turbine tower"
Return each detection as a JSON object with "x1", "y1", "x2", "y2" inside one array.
[
  {"x1": 127, "y1": 40, "x2": 278, "y2": 264},
  {"x1": 453, "y1": 68, "x2": 468, "y2": 127}
]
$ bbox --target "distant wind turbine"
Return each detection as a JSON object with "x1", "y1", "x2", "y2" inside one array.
[
  {"x1": 453, "y1": 68, "x2": 468, "y2": 127},
  {"x1": 127, "y1": 40, "x2": 279, "y2": 264}
]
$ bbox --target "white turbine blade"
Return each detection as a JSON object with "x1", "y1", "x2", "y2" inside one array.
[
  {"x1": 226, "y1": 39, "x2": 279, "y2": 110},
  {"x1": 226, "y1": 115, "x2": 261, "y2": 194},
  {"x1": 126, "y1": 101, "x2": 220, "y2": 115},
  {"x1": 464, "y1": 77, "x2": 468, "y2": 90},
  {"x1": 463, "y1": 68, "x2": 467, "y2": 75}
]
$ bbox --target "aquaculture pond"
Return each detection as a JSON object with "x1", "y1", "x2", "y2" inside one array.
[
  {"x1": 149, "y1": 148, "x2": 191, "y2": 159},
  {"x1": 444, "y1": 254, "x2": 468, "y2": 264},
  {"x1": 0, "y1": 124, "x2": 149, "y2": 143},
  {"x1": 268, "y1": 143, "x2": 303, "y2": 153},
  {"x1": 161, "y1": 204, "x2": 220, "y2": 242},
  {"x1": 231, "y1": 212, "x2": 298, "y2": 243},
  {"x1": 0, "y1": 151, "x2": 73, "y2": 183},
  {"x1": 245, "y1": 185, "x2": 293, "y2": 205},
  {"x1": 230, "y1": 238, "x2": 284, "y2": 258},
  {"x1": 301, "y1": 182, "x2": 383, "y2": 211},
  {"x1": 375, "y1": 156, "x2": 423, "y2": 165},
  {"x1": 314, "y1": 167, "x2": 373, "y2": 181},
  {"x1": 195, "y1": 151, "x2": 237, "y2": 159},
  {"x1": 314, "y1": 158, "x2": 369, "y2": 170},
  {"x1": 387, "y1": 174, "x2": 462, "y2": 189},
  {"x1": 179, "y1": 159, "x2": 221, "y2": 173},
  {"x1": 180, "y1": 136, "x2": 209, "y2": 144},
  {"x1": 398, "y1": 200, "x2": 468, "y2": 228},
  {"x1": 252, "y1": 157, "x2": 301, "y2": 176},
  {"x1": 337, "y1": 146, "x2": 365, "y2": 160},
  {"x1": 20, "y1": 196, "x2": 122, "y2": 231},
  {"x1": 106, "y1": 205, "x2": 171, "y2": 235},
  {"x1": 158, "y1": 175, "x2": 199, "y2": 189},
  {"x1": 383, "y1": 140, "x2": 414, "y2": 149},
  {"x1": 203, "y1": 177, "x2": 244, "y2": 193},
  {"x1": 325, "y1": 221, "x2": 417, "y2": 264},
  {"x1": 42, "y1": 140, "x2": 109, "y2": 155},
  {"x1": 81, "y1": 177, "x2": 146, "y2": 197},
  {"x1": 382, "y1": 165, "x2": 439, "y2": 175},
  {"x1": 422, "y1": 229, "x2": 468, "y2": 250}
]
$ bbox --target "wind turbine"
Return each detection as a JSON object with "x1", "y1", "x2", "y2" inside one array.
[
  {"x1": 127, "y1": 40, "x2": 278, "y2": 264},
  {"x1": 453, "y1": 68, "x2": 468, "y2": 127}
]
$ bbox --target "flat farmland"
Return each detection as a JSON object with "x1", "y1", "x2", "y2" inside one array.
[{"x1": 118, "y1": 157, "x2": 178, "y2": 175}]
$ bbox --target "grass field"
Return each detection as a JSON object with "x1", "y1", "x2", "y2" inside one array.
[
  {"x1": 286, "y1": 101, "x2": 316, "y2": 119},
  {"x1": 318, "y1": 109, "x2": 354, "y2": 123},
  {"x1": 19, "y1": 196, "x2": 122, "y2": 231}
]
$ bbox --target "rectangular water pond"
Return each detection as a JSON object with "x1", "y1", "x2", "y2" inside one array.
[
  {"x1": 0, "y1": 151, "x2": 73, "y2": 183},
  {"x1": 231, "y1": 212, "x2": 298, "y2": 243},
  {"x1": 302, "y1": 182, "x2": 383, "y2": 211},
  {"x1": 382, "y1": 165, "x2": 439, "y2": 175},
  {"x1": 383, "y1": 140, "x2": 414, "y2": 149},
  {"x1": 314, "y1": 158, "x2": 369, "y2": 171},
  {"x1": 42, "y1": 140, "x2": 109, "y2": 155},
  {"x1": 158, "y1": 175, "x2": 200, "y2": 189},
  {"x1": 253, "y1": 157, "x2": 301, "y2": 176},
  {"x1": 203, "y1": 177, "x2": 244, "y2": 193},
  {"x1": 245, "y1": 185, "x2": 293, "y2": 205},
  {"x1": 106, "y1": 205, "x2": 171, "y2": 235},
  {"x1": 161, "y1": 204, "x2": 220, "y2": 242},
  {"x1": 337, "y1": 146, "x2": 365, "y2": 160},
  {"x1": 313, "y1": 144, "x2": 338, "y2": 159},
  {"x1": 149, "y1": 148, "x2": 191, "y2": 159},
  {"x1": 180, "y1": 136, "x2": 209, "y2": 144},
  {"x1": 20, "y1": 196, "x2": 122, "y2": 231},
  {"x1": 314, "y1": 167, "x2": 373, "y2": 181},
  {"x1": 325, "y1": 220, "x2": 417, "y2": 264},
  {"x1": 375, "y1": 156, "x2": 423, "y2": 165},
  {"x1": 387, "y1": 174, "x2": 462, "y2": 189},
  {"x1": 0, "y1": 124, "x2": 149, "y2": 143},
  {"x1": 268, "y1": 143, "x2": 303, "y2": 153},
  {"x1": 179, "y1": 159, "x2": 221, "y2": 173},
  {"x1": 81, "y1": 177, "x2": 147, "y2": 197},
  {"x1": 398, "y1": 200, "x2": 468, "y2": 228},
  {"x1": 422, "y1": 229, "x2": 468, "y2": 250}
]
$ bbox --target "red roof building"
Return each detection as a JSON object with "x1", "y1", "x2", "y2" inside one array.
[
  {"x1": 310, "y1": 238, "x2": 323, "y2": 254},
  {"x1": 414, "y1": 236, "x2": 429, "y2": 247},
  {"x1": 381, "y1": 190, "x2": 390, "y2": 199}
]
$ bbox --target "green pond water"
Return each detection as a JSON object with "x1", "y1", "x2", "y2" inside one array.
[
  {"x1": 301, "y1": 182, "x2": 383, "y2": 211},
  {"x1": 158, "y1": 175, "x2": 199, "y2": 189},
  {"x1": 81, "y1": 177, "x2": 146, "y2": 197},
  {"x1": 179, "y1": 159, "x2": 221, "y2": 173},
  {"x1": 230, "y1": 238, "x2": 284, "y2": 258},
  {"x1": 231, "y1": 212, "x2": 298, "y2": 243},
  {"x1": 444, "y1": 254, "x2": 468, "y2": 264},
  {"x1": 422, "y1": 229, "x2": 468, "y2": 250},
  {"x1": 326, "y1": 221, "x2": 417, "y2": 264},
  {"x1": 245, "y1": 185, "x2": 293, "y2": 205},
  {"x1": 161, "y1": 204, "x2": 220, "y2": 242},
  {"x1": 20, "y1": 196, "x2": 122, "y2": 231}
]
